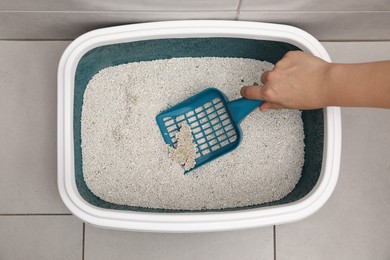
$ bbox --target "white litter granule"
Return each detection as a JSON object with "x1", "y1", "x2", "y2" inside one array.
[
  {"x1": 168, "y1": 123, "x2": 197, "y2": 171},
  {"x1": 81, "y1": 57, "x2": 305, "y2": 210}
]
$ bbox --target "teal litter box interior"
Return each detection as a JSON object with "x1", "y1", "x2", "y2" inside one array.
[{"x1": 74, "y1": 38, "x2": 324, "y2": 213}]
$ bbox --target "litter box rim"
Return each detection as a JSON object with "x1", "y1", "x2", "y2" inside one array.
[{"x1": 57, "y1": 20, "x2": 341, "y2": 233}]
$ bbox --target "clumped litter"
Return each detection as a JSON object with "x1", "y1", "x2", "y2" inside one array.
[
  {"x1": 168, "y1": 123, "x2": 197, "y2": 171},
  {"x1": 81, "y1": 57, "x2": 305, "y2": 210}
]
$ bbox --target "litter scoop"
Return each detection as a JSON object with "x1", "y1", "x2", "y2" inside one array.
[{"x1": 156, "y1": 88, "x2": 264, "y2": 173}]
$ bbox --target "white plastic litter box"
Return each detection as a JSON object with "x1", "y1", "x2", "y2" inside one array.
[{"x1": 57, "y1": 20, "x2": 341, "y2": 232}]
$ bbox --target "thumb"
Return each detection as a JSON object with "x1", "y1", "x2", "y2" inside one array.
[{"x1": 240, "y1": 85, "x2": 265, "y2": 100}]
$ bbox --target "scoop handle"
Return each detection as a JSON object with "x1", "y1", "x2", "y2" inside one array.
[{"x1": 226, "y1": 98, "x2": 264, "y2": 124}]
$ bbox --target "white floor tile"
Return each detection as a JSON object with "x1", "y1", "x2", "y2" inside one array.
[
  {"x1": 0, "y1": 12, "x2": 237, "y2": 40},
  {"x1": 238, "y1": 12, "x2": 390, "y2": 41},
  {"x1": 0, "y1": 0, "x2": 238, "y2": 11},
  {"x1": 0, "y1": 41, "x2": 71, "y2": 213},
  {"x1": 240, "y1": 0, "x2": 390, "y2": 11},
  {"x1": 0, "y1": 215, "x2": 83, "y2": 260},
  {"x1": 322, "y1": 41, "x2": 390, "y2": 63},
  {"x1": 85, "y1": 225, "x2": 273, "y2": 260},
  {"x1": 276, "y1": 107, "x2": 390, "y2": 259}
]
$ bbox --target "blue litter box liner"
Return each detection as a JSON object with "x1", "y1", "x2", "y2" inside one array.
[{"x1": 74, "y1": 38, "x2": 324, "y2": 213}]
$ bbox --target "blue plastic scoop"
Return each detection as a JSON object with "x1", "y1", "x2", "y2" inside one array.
[{"x1": 156, "y1": 88, "x2": 263, "y2": 173}]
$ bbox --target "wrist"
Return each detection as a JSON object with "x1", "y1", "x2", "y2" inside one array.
[{"x1": 323, "y1": 63, "x2": 344, "y2": 107}]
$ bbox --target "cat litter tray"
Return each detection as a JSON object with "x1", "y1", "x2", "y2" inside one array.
[{"x1": 57, "y1": 20, "x2": 341, "y2": 232}]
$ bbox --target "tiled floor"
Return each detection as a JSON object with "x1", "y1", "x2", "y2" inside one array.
[{"x1": 0, "y1": 40, "x2": 389, "y2": 259}]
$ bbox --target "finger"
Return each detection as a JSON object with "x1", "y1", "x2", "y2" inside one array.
[
  {"x1": 241, "y1": 85, "x2": 265, "y2": 100},
  {"x1": 259, "y1": 102, "x2": 286, "y2": 112},
  {"x1": 260, "y1": 71, "x2": 271, "y2": 85}
]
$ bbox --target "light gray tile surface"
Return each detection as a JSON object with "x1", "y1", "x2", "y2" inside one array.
[
  {"x1": 276, "y1": 42, "x2": 390, "y2": 259},
  {"x1": 1, "y1": 11, "x2": 389, "y2": 41},
  {"x1": 322, "y1": 41, "x2": 390, "y2": 63},
  {"x1": 277, "y1": 108, "x2": 390, "y2": 260},
  {"x1": 1, "y1": 38, "x2": 389, "y2": 259},
  {"x1": 238, "y1": 11, "x2": 390, "y2": 41},
  {"x1": 84, "y1": 225, "x2": 273, "y2": 260},
  {"x1": 0, "y1": 0, "x2": 239, "y2": 11},
  {"x1": 0, "y1": 41, "x2": 71, "y2": 213},
  {"x1": 241, "y1": 0, "x2": 390, "y2": 11},
  {"x1": 0, "y1": 11, "x2": 237, "y2": 40},
  {"x1": 0, "y1": 216, "x2": 83, "y2": 260}
]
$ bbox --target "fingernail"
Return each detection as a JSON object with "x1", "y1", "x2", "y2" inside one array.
[
  {"x1": 241, "y1": 86, "x2": 248, "y2": 96},
  {"x1": 260, "y1": 106, "x2": 269, "y2": 112}
]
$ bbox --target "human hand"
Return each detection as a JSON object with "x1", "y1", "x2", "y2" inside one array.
[{"x1": 241, "y1": 51, "x2": 332, "y2": 111}]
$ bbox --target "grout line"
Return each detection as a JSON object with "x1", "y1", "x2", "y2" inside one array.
[
  {"x1": 0, "y1": 10, "x2": 389, "y2": 14},
  {"x1": 0, "y1": 10, "x2": 236, "y2": 13},
  {"x1": 273, "y1": 225, "x2": 276, "y2": 260},
  {"x1": 235, "y1": 0, "x2": 243, "y2": 20},
  {"x1": 82, "y1": 223, "x2": 86, "y2": 260},
  {"x1": 234, "y1": 10, "x2": 390, "y2": 13},
  {"x1": 0, "y1": 213, "x2": 73, "y2": 216}
]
